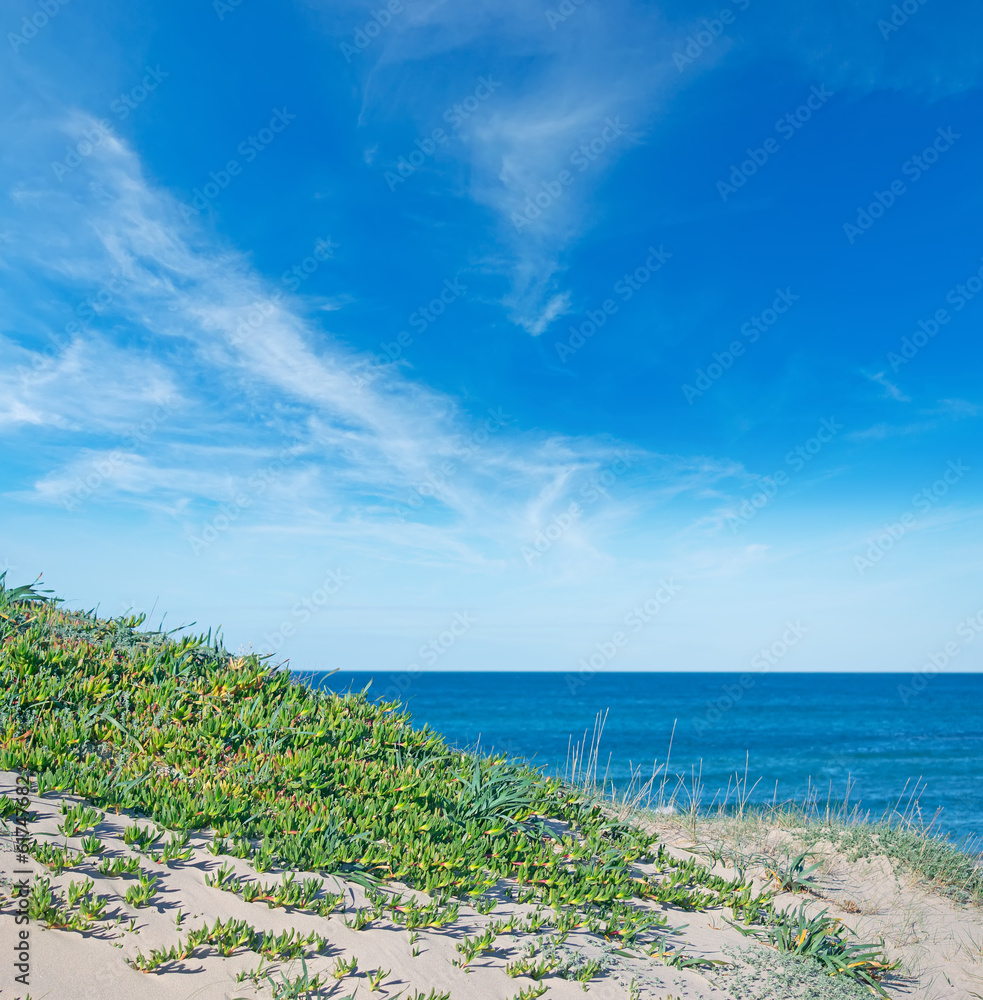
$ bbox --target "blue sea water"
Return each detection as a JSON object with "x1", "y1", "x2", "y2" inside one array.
[{"x1": 303, "y1": 671, "x2": 983, "y2": 843}]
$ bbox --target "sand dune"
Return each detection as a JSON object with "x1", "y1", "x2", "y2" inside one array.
[{"x1": 4, "y1": 771, "x2": 983, "y2": 1000}]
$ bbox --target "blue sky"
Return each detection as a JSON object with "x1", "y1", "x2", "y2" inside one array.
[{"x1": 2, "y1": 0, "x2": 982, "y2": 676}]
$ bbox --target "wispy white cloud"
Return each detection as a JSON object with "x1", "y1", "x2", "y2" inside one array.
[
  {"x1": 0, "y1": 335, "x2": 181, "y2": 432},
  {"x1": 848, "y1": 422, "x2": 922, "y2": 441},
  {"x1": 934, "y1": 398, "x2": 981, "y2": 418},
  {"x1": 848, "y1": 396, "x2": 982, "y2": 441},
  {"x1": 865, "y1": 369, "x2": 911, "y2": 402},
  {"x1": 518, "y1": 291, "x2": 571, "y2": 337},
  {"x1": 319, "y1": 0, "x2": 675, "y2": 335},
  {"x1": 682, "y1": 0, "x2": 983, "y2": 100},
  {"x1": 316, "y1": 0, "x2": 983, "y2": 340},
  {"x1": 0, "y1": 115, "x2": 744, "y2": 573}
]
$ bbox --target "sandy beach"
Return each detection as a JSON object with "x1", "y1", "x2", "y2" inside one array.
[{"x1": 4, "y1": 771, "x2": 983, "y2": 1000}]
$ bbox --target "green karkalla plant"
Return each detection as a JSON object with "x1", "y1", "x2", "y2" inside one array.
[{"x1": 0, "y1": 580, "x2": 897, "y2": 995}]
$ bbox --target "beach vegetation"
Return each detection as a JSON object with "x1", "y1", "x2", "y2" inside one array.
[
  {"x1": 805, "y1": 821, "x2": 983, "y2": 905},
  {"x1": 331, "y1": 955, "x2": 358, "y2": 979},
  {"x1": 66, "y1": 875, "x2": 94, "y2": 906},
  {"x1": 58, "y1": 801, "x2": 102, "y2": 836},
  {"x1": 509, "y1": 986, "x2": 547, "y2": 1000},
  {"x1": 151, "y1": 830, "x2": 194, "y2": 864},
  {"x1": 0, "y1": 577, "x2": 907, "y2": 996},
  {"x1": 455, "y1": 926, "x2": 501, "y2": 965},
  {"x1": 80, "y1": 833, "x2": 105, "y2": 855},
  {"x1": 674, "y1": 777, "x2": 983, "y2": 907},
  {"x1": 124, "y1": 871, "x2": 159, "y2": 907},
  {"x1": 96, "y1": 854, "x2": 141, "y2": 877},
  {"x1": 31, "y1": 841, "x2": 86, "y2": 873},
  {"x1": 729, "y1": 902, "x2": 896, "y2": 995},
  {"x1": 129, "y1": 916, "x2": 328, "y2": 970},
  {"x1": 505, "y1": 955, "x2": 559, "y2": 979},
  {"x1": 123, "y1": 823, "x2": 160, "y2": 851},
  {"x1": 765, "y1": 849, "x2": 823, "y2": 894},
  {"x1": 26, "y1": 873, "x2": 110, "y2": 930},
  {"x1": 263, "y1": 957, "x2": 329, "y2": 998},
  {"x1": 367, "y1": 966, "x2": 391, "y2": 990},
  {"x1": 721, "y1": 943, "x2": 886, "y2": 999}
]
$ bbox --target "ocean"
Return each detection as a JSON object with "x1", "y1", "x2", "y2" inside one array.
[{"x1": 303, "y1": 671, "x2": 983, "y2": 843}]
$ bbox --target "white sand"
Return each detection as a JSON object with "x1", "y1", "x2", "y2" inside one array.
[{"x1": 2, "y1": 774, "x2": 982, "y2": 999}]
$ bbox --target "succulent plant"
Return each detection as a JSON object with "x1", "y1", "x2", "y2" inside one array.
[{"x1": 0, "y1": 583, "x2": 895, "y2": 994}]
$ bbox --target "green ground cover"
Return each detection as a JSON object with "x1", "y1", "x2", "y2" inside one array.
[{"x1": 0, "y1": 575, "x2": 909, "y2": 995}]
